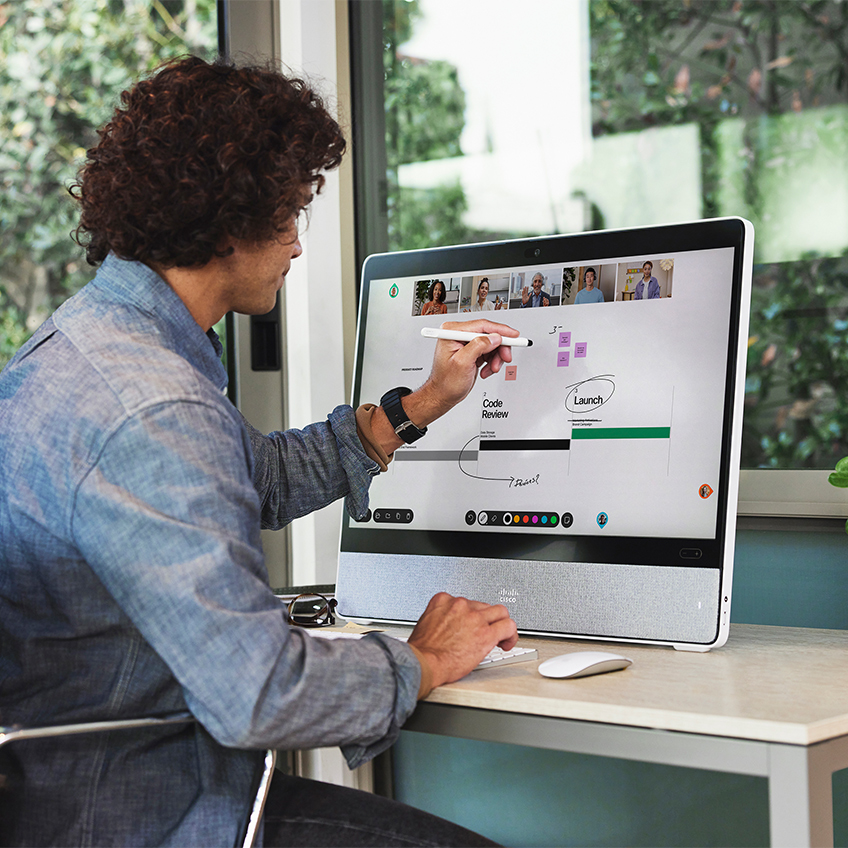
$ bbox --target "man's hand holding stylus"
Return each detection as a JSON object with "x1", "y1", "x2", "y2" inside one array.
[
  {"x1": 371, "y1": 318, "x2": 520, "y2": 454},
  {"x1": 423, "y1": 317, "x2": 519, "y2": 402}
]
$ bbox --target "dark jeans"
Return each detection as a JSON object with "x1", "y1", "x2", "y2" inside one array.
[{"x1": 262, "y1": 773, "x2": 499, "y2": 847}]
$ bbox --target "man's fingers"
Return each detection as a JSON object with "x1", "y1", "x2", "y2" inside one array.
[
  {"x1": 439, "y1": 319, "x2": 519, "y2": 339},
  {"x1": 418, "y1": 593, "x2": 513, "y2": 629},
  {"x1": 423, "y1": 591, "x2": 454, "y2": 611},
  {"x1": 497, "y1": 630, "x2": 520, "y2": 652},
  {"x1": 459, "y1": 597, "x2": 507, "y2": 615},
  {"x1": 447, "y1": 333, "x2": 501, "y2": 369},
  {"x1": 476, "y1": 604, "x2": 519, "y2": 650},
  {"x1": 434, "y1": 596, "x2": 515, "y2": 633},
  {"x1": 480, "y1": 601, "x2": 512, "y2": 622},
  {"x1": 449, "y1": 334, "x2": 512, "y2": 371},
  {"x1": 479, "y1": 344, "x2": 512, "y2": 379}
]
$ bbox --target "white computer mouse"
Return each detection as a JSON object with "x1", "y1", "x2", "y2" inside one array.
[{"x1": 538, "y1": 650, "x2": 632, "y2": 679}]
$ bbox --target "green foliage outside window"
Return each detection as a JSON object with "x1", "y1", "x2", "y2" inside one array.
[
  {"x1": 385, "y1": 54, "x2": 466, "y2": 166},
  {"x1": 382, "y1": 0, "x2": 473, "y2": 252},
  {"x1": 390, "y1": 181, "x2": 469, "y2": 253},
  {"x1": 590, "y1": 0, "x2": 848, "y2": 126},
  {"x1": 0, "y1": 302, "x2": 29, "y2": 366},
  {"x1": 589, "y1": 0, "x2": 848, "y2": 471},
  {"x1": 745, "y1": 255, "x2": 848, "y2": 469},
  {"x1": 0, "y1": 0, "x2": 216, "y2": 371}
]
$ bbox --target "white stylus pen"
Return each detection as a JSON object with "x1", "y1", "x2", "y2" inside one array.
[{"x1": 420, "y1": 327, "x2": 533, "y2": 347}]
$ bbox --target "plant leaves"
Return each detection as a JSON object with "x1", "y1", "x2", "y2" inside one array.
[{"x1": 827, "y1": 456, "x2": 848, "y2": 487}]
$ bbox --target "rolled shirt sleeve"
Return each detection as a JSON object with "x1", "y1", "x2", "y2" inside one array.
[
  {"x1": 71, "y1": 397, "x2": 420, "y2": 762},
  {"x1": 241, "y1": 404, "x2": 379, "y2": 529}
]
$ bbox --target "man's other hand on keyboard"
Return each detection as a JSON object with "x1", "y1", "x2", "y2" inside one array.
[{"x1": 406, "y1": 592, "x2": 518, "y2": 697}]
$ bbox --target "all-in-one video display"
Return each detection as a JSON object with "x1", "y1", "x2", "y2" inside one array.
[{"x1": 337, "y1": 220, "x2": 752, "y2": 650}]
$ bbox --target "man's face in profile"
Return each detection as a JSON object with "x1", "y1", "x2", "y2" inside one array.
[{"x1": 219, "y1": 218, "x2": 303, "y2": 318}]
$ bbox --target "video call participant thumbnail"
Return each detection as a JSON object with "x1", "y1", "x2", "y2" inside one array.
[
  {"x1": 520, "y1": 272, "x2": 551, "y2": 307},
  {"x1": 575, "y1": 267, "x2": 604, "y2": 304}
]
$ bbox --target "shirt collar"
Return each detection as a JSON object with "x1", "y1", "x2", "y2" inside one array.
[{"x1": 92, "y1": 254, "x2": 228, "y2": 393}]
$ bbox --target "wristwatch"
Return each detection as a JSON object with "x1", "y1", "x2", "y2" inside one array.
[{"x1": 380, "y1": 386, "x2": 427, "y2": 444}]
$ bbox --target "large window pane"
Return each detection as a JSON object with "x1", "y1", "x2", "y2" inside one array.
[
  {"x1": 383, "y1": 0, "x2": 588, "y2": 249},
  {"x1": 379, "y1": 0, "x2": 848, "y2": 471},
  {"x1": 0, "y1": 0, "x2": 218, "y2": 371}
]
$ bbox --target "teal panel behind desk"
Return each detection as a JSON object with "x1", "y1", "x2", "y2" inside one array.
[
  {"x1": 731, "y1": 528, "x2": 848, "y2": 629},
  {"x1": 392, "y1": 529, "x2": 848, "y2": 847}
]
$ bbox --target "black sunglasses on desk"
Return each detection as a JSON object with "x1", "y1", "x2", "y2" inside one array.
[{"x1": 286, "y1": 592, "x2": 338, "y2": 628}]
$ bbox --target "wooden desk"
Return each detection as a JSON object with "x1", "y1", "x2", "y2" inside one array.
[{"x1": 405, "y1": 624, "x2": 848, "y2": 848}]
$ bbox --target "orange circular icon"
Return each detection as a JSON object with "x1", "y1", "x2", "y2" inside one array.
[{"x1": 699, "y1": 484, "x2": 714, "y2": 499}]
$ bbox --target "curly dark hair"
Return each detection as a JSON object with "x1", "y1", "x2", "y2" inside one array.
[{"x1": 70, "y1": 56, "x2": 346, "y2": 268}]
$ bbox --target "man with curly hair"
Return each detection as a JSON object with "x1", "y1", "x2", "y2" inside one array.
[{"x1": 0, "y1": 57, "x2": 519, "y2": 847}]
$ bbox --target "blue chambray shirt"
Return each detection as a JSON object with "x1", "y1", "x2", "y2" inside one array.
[{"x1": 0, "y1": 255, "x2": 421, "y2": 847}]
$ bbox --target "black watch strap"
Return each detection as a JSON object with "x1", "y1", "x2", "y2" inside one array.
[{"x1": 380, "y1": 386, "x2": 427, "y2": 444}]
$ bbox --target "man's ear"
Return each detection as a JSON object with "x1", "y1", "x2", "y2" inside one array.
[{"x1": 214, "y1": 235, "x2": 236, "y2": 260}]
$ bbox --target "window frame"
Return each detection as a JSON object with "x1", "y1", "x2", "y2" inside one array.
[{"x1": 222, "y1": 0, "x2": 359, "y2": 585}]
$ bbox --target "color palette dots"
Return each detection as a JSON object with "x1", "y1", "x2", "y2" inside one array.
[{"x1": 478, "y1": 511, "x2": 563, "y2": 528}]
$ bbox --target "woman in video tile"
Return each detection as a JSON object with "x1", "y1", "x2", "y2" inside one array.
[
  {"x1": 421, "y1": 279, "x2": 448, "y2": 315},
  {"x1": 471, "y1": 278, "x2": 496, "y2": 312},
  {"x1": 635, "y1": 261, "x2": 660, "y2": 299}
]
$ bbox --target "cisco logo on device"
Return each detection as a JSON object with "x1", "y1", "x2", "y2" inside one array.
[{"x1": 499, "y1": 587, "x2": 518, "y2": 605}]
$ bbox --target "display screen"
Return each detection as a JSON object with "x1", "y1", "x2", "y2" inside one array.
[{"x1": 342, "y1": 222, "x2": 748, "y2": 572}]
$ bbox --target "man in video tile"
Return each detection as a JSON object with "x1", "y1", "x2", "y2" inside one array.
[
  {"x1": 520, "y1": 271, "x2": 551, "y2": 307},
  {"x1": 575, "y1": 267, "x2": 605, "y2": 304}
]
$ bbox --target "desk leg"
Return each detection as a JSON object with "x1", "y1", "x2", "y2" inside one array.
[{"x1": 768, "y1": 743, "x2": 833, "y2": 848}]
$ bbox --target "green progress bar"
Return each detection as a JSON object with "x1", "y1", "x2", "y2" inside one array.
[{"x1": 571, "y1": 427, "x2": 671, "y2": 440}]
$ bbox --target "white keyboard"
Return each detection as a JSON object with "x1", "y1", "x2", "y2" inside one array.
[
  {"x1": 476, "y1": 645, "x2": 538, "y2": 670},
  {"x1": 304, "y1": 627, "x2": 538, "y2": 671}
]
